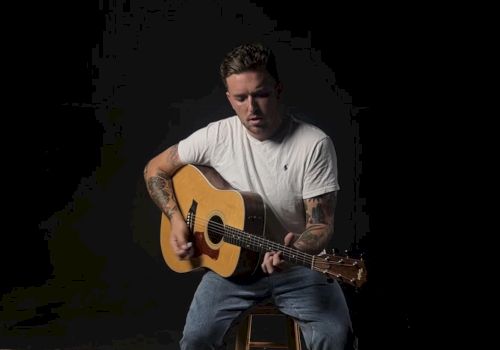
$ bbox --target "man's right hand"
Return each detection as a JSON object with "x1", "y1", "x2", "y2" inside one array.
[{"x1": 169, "y1": 216, "x2": 193, "y2": 259}]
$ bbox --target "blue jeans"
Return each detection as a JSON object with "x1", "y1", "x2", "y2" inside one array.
[{"x1": 180, "y1": 266, "x2": 354, "y2": 350}]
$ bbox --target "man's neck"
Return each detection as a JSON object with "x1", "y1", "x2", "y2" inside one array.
[{"x1": 268, "y1": 113, "x2": 291, "y2": 142}]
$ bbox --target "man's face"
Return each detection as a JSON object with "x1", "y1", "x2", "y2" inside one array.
[{"x1": 225, "y1": 69, "x2": 283, "y2": 141}]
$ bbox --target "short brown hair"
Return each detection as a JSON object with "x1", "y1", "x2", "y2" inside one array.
[{"x1": 219, "y1": 43, "x2": 280, "y2": 87}]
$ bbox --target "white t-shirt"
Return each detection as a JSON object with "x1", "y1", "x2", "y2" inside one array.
[{"x1": 178, "y1": 115, "x2": 339, "y2": 239}]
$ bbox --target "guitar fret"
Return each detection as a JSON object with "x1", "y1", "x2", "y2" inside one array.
[
  {"x1": 206, "y1": 219, "x2": 362, "y2": 284},
  {"x1": 220, "y1": 225, "x2": 314, "y2": 267},
  {"x1": 200, "y1": 216, "x2": 314, "y2": 267}
]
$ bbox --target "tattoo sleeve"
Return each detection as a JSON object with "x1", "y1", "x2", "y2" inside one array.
[
  {"x1": 294, "y1": 191, "x2": 337, "y2": 254},
  {"x1": 144, "y1": 145, "x2": 181, "y2": 220}
]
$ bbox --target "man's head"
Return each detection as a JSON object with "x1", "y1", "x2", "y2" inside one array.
[{"x1": 221, "y1": 43, "x2": 285, "y2": 141}]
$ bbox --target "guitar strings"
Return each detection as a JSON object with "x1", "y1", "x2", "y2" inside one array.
[
  {"x1": 184, "y1": 215, "x2": 361, "y2": 283},
  {"x1": 186, "y1": 215, "x2": 354, "y2": 268},
  {"x1": 188, "y1": 215, "x2": 313, "y2": 264},
  {"x1": 176, "y1": 215, "x2": 363, "y2": 284}
]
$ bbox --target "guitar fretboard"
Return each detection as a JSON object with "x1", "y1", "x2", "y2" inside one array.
[{"x1": 188, "y1": 213, "x2": 314, "y2": 268}]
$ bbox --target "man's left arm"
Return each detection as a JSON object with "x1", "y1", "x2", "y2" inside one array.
[
  {"x1": 260, "y1": 191, "x2": 337, "y2": 273},
  {"x1": 294, "y1": 191, "x2": 337, "y2": 255}
]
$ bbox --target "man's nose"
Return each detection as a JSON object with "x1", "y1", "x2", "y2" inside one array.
[{"x1": 248, "y1": 96, "x2": 258, "y2": 113}]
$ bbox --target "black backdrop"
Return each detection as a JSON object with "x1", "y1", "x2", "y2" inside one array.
[{"x1": 1, "y1": 1, "x2": 427, "y2": 349}]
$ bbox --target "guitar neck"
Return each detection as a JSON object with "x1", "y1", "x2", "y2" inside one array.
[{"x1": 215, "y1": 222, "x2": 314, "y2": 268}]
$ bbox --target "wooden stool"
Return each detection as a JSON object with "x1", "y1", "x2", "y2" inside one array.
[{"x1": 235, "y1": 303, "x2": 302, "y2": 350}]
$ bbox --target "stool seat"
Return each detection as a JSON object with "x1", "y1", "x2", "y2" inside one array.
[{"x1": 235, "y1": 303, "x2": 302, "y2": 350}]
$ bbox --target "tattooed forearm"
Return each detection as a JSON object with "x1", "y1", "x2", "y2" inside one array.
[
  {"x1": 165, "y1": 205, "x2": 178, "y2": 219},
  {"x1": 147, "y1": 175, "x2": 170, "y2": 203},
  {"x1": 296, "y1": 192, "x2": 337, "y2": 254},
  {"x1": 294, "y1": 224, "x2": 332, "y2": 254},
  {"x1": 146, "y1": 171, "x2": 179, "y2": 220},
  {"x1": 144, "y1": 144, "x2": 183, "y2": 220}
]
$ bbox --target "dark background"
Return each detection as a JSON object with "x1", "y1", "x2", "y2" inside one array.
[{"x1": 1, "y1": 1, "x2": 429, "y2": 349}]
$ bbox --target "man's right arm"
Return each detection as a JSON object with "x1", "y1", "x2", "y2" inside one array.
[{"x1": 143, "y1": 144, "x2": 192, "y2": 259}]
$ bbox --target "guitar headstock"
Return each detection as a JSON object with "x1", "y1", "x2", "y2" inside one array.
[{"x1": 313, "y1": 253, "x2": 367, "y2": 288}]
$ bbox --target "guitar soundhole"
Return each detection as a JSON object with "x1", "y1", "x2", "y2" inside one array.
[{"x1": 207, "y1": 215, "x2": 224, "y2": 244}]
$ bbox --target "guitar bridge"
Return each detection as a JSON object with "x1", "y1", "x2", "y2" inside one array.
[{"x1": 187, "y1": 200, "x2": 198, "y2": 232}]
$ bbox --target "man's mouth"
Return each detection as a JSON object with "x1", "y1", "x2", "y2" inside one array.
[{"x1": 248, "y1": 116, "x2": 264, "y2": 125}]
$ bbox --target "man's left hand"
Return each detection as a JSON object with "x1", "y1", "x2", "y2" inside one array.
[{"x1": 261, "y1": 232, "x2": 297, "y2": 274}]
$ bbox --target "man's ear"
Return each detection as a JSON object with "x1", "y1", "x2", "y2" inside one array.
[{"x1": 226, "y1": 91, "x2": 237, "y2": 111}]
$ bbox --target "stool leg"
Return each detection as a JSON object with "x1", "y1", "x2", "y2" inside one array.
[
  {"x1": 285, "y1": 318, "x2": 302, "y2": 350},
  {"x1": 235, "y1": 315, "x2": 252, "y2": 350},
  {"x1": 293, "y1": 321, "x2": 302, "y2": 350}
]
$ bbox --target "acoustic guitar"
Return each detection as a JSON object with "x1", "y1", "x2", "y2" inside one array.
[{"x1": 160, "y1": 164, "x2": 367, "y2": 287}]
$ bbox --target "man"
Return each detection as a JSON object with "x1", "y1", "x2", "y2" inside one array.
[{"x1": 144, "y1": 43, "x2": 353, "y2": 349}]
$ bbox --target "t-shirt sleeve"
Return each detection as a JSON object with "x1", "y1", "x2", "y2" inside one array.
[
  {"x1": 302, "y1": 136, "x2": 340, "y2": 199},
  {"x1": 177, "y1": 122, "x2": 218, "y2": 166}
]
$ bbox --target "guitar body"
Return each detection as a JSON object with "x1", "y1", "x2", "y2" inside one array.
[
  {"x1": 159, "y1": 164, "x2": 368, "y2": 287},
  {"x1": 160, "y1": 164, "x2": 266, "y2": 277}
]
